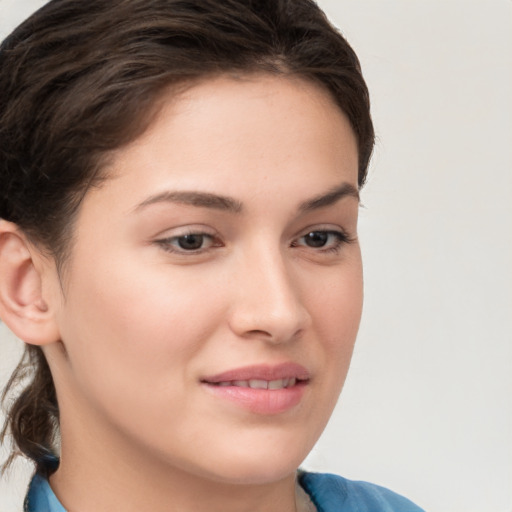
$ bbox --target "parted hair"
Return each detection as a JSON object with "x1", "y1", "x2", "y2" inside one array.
[{"x1": 0, "y1": 0, "x2": 374, "y2": 477}]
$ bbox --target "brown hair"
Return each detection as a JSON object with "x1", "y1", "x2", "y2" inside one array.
[{"x1": 0, "y1": 0, "x2": 374, "y2": 477}]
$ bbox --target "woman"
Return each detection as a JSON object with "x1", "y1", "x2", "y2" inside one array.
[{"x1": 0, "y1": 0, "x2": 424, "y2": 510}]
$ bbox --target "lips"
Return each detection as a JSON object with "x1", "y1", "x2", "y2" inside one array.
[
  {"x1": 215, "y1": 378, "x2": 297, "y2": 390},
  {"x1": 201, "y1": 362, "x2": 310, "y2": 384},
  {"x1": 201, "y1": 363, "x2": 310, "y2": 414}
]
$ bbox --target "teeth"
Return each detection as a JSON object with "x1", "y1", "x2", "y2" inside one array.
[
  {"x1": 217, "y1": 378, "x2": 298, "y2": 389},
  {"x1": 249, "y1": 379, "x2": 268, "y2": 389},
  {"x1": 268, "y1": 379, "x2": 284, "y2": 390}
]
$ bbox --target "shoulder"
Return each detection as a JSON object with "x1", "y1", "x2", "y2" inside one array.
[
  {"x1": 299, "y1": 471, "x2": 426, "y2": 512},
  {"x1": 24, "y1": 473, "x2": 67, "y2": 512}
]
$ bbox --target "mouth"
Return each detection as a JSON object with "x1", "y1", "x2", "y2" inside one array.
[
  {"x1": 200, "y1": 363, "x2": 310, "y2": 414},
  {"x1": 211, "y1": 378, "x2": 299, "y2": 390}
]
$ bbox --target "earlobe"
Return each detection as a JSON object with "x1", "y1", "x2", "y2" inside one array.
[{"x1": 0, "y1": 220, "x2": 60, "y2": 346}]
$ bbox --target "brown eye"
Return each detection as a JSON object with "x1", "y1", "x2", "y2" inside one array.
[
  {"x1": 156, "y1": 232, "x2": 218, "y2": 254},
  {"x1": 177, "y1": 234, "x2": 205, "y2": 250},
  {"x1": 292, "y1": 229, "x2": 352, "y2": 254},
  {"x1": 303, "y1": 231, "x2": 329, "y2": 248}
]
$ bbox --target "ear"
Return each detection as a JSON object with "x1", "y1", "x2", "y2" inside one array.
[{"x1": 0, "y1": 220, "x2": 61, "y2": 346}]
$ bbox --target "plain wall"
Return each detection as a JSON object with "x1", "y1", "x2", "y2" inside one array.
[{"x1": 1, "y1": 1, "x2": 511, "y2": 511}]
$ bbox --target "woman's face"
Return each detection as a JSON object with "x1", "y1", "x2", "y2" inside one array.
[{"x1": 47, "y1": 74, "x2": 362, "y2": 485}]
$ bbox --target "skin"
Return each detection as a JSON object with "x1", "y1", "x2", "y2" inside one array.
[{"x1": 16, "y1": 74, "x2": 362, "y2": 511}]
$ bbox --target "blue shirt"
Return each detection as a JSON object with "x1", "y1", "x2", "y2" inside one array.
[{"x1": 25, "y1": 471, "x2": 425, "y2": 511}]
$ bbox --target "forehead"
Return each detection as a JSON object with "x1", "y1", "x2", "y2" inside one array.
[
  {"x1": 78, "y1": 73, "x2": 359, "y2": 228},
  {"x1": 104, "y1": 73, "x2": 358, "y2": 185}
]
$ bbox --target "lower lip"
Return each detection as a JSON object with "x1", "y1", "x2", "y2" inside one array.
[{"x1": 202, "y1": 382, "x2": 307, "y2": 415}]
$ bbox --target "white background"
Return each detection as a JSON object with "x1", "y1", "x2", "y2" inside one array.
[{"x1": 1, "y1": 1, "x2": 511, "y2": 511}]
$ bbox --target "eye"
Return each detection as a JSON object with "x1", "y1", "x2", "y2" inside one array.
[
  {"x1": 175, "y1": 234, "x2": 208, "y2": 250},
  {"x1": 303, "y1": 231, "x2": 332, "y2": 248},
  {"x1": 155, "y1": 232, "x2": 219, "y2": 253},
  {"x1": 292, "y1": 230, "x2": 352, "y2": 252}
]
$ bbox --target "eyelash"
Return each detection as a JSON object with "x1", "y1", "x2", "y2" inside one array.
[
  {"x1": 291, "y1": 230, "x2": 354, "y2": 254},
  {"x1": 155, "y1": 229, "x2": 354, "y2": 256},
  {"x1": 155, "y1": 231, "x2": 220, "y2": 254}
]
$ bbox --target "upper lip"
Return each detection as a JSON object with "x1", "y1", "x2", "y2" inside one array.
[{"x1": 201, "y1": 363, "x2": 310, "y2": 383}]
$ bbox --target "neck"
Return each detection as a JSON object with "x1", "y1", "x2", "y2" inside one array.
[
  {"x1": 51, "y1": 466, "x2": 299, "y2": 512},
  {"x1": 51, "y1": 409, "x2": 300, "y2": 512}
]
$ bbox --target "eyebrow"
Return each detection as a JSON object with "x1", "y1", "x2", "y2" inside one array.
[
  {"x1": 298, "y1": 182, "x2": 360, "y2": 212},
  {"x1": 134, "y1": 190, "x2": 243, "y2": 213},
  {"x1": 134, "y1": 182, "x2": 359, "y2": 214}
]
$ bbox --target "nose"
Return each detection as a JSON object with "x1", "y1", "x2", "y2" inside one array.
[{"x1": 227, "y1": 247, "x2": 311, "y2": 344}]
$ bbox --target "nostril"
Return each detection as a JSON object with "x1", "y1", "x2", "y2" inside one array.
[
  {"x1": 246, "y1": 329, "x2": 272, "y2": 338},
  {"x1": 243, "y1": 326, "x2": 305, "y2": 344}
]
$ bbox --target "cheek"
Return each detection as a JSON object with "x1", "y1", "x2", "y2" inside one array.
[
  {"x1": 311, "y1": 261, "x2": 363, "y2": 343},
  {"x1": 307, "y1": 260, "x2": 363, "y2": 391},
  {"x1": 68, "y1": 251, "x2": 215, "y2": 336},
  {"x1": 57, "y1": 254, "x2": 223, "y2": 402}
]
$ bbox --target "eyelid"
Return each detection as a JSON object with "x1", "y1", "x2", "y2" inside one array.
[
  {"x1": 153, "y1": 226, "x2": 222, "y2": 255},
  {"x1": 152, "y1": 223, "x2": 217, "y2": 239},
  {"x1": 295, "y1": 224, "x2": 354, "y2": 241},
  {"x1": 291, "y1": 226, "x2": 356, "y2": 253}
]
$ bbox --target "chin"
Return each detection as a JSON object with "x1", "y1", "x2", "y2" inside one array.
[
  {"x1": 207, "y1": 461, "x2": 300, "y2": 486},
  {"x1": 192, "y1": 441, "x2": 309, "y2": 486}
]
